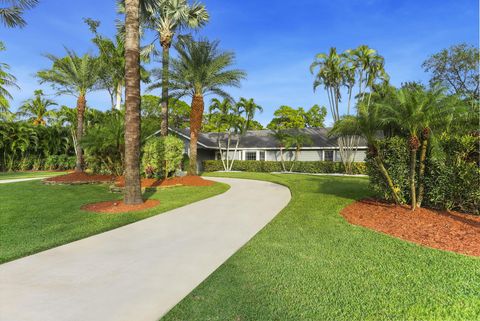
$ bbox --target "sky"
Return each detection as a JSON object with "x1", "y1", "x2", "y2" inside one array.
[{"x1": 2, "y1": 0, "x2": 478, "y2": 126}]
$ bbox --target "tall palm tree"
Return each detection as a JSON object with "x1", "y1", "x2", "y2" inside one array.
[
  {"x1": 17, "y1": 90, "x2": 57, "y2": 125},
  {"x1": 154, "y1": 36, "x2": 246, "y2": 174},
  {"x1": 330, "y1": 102, "x2": 403, "y2": 204},
  {"x1": 0, "y1": 0, "x2": 37, "y2": 28},
  {"x1": 144, "y1": 0, "x2": 209, "y2": 136},
  {"x1": 237, "y1": 97, "x2": 263, "y2": 129},
  {"x1": 37, "y1": 49, "x2": 101, "y2": 172},
  {"x1": 0, "y1": 41, "x2": 19, "y2": 114},
  {"x1": 123, "y1": 0, "x2": 143, "y2": 204}
]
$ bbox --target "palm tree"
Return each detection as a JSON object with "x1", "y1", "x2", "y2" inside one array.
[
  {"x1": 0, "y1": 0, "x2": 37, "y2": 28},
  {"x1": 209, "y1": 97, "x2": 237, "y2": 170},
  {"x1": 272, "y1": 129, "x2": 288, "y2": 172},
  {"x1": 414, "y1": 86, "x2": 457, "y2": 207},
  {"x1": 0, "y1": 41, "x2": 19, "y2": 114},
  {"x1": 382, "y1": 88, "x2": 426, "y2": 210},
  {"x1": 237, "y1": 97, "x2": 263, "y2": 130},
  {"x1": 37, "y1": 49, "x2": 101, "y2": 172},
  {"x1": 283, "y1": 131, "x2": 312, "y2": 172},
  {"x1": 151, "y1": 36, "x2": 246, "y2": 174},
  {"x1": 144, "y1": 0, "x2": 209, "y2": 136},
  {"x1": 330, "y1": 102, "x2": 403, "y2": 204},
  {"x1": 17, "y1": 90, "x2": 57, "y2": 125},
  {"x1": 123, "y1": 0, "x2": 143, "y2": 204}
]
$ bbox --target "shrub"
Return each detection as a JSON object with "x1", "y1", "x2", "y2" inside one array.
[
  {"x1": 142, "y1": 136, "x2": 184, "y2": 178},
  {"x1": 424, "y1": 135, "x2": 480, "y2": 214},
  {"x1": 367, "y1": 135, "x2": 480, "y2": 214},
  {"x1": 203, "y1": 160, "x2": 367, "y2": 174},
  {"x1": 366, "y1": 137, "x2": 410, "y2": 203}
]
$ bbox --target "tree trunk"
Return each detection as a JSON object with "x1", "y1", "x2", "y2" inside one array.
[
  {"x1": 75, "y1": 94, "x2": 86, "y2": 173},
  {"x1": 409, "y1": 148, "x2": 417, "y2": 210},
  {"x1": 123, "y1": 0, "x2": 143, "y2": 205},
  {"x1": 115, "y1": 82, "x2": 122, "y2": 110},
  {"x1": 375, "y1": 156, "x2": 402, "y2": 205},
  {"x1": 160, "y1": 41, "x2": 170, "y2": 136},
  {"x1": 189, "y1": 94, "x2": 204, "y2": 175},
  {"x1": 416, "y1": 136, "x2": 429, "y2": 208}
]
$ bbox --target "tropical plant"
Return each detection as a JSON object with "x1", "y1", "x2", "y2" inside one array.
[
  {"x1": 17, "y1": 90, "x2": 57, "y2": 125},
  {"x1": 0, "y1": 41, "x2": 19, "y2": 114},
  {"x1": 123, "y1": 0, "x2": 143, "y2": 204},
  {"x1": 283, "y1": 131, "x2": 312, "y2": 172},
  {"x1": 141, "y1": 135, "x2": 183, "y2": 178},
  {"x1": 330, "y1": 101, "x2": 402, "y2": 204},
  {"x1": 0, "y1": 0, "x2": 38, "y2": 28},
  {"x1": 37, "y1": 49, "x2": 101, "y2": 172},
  {"x1": 144, "y1": 0, "x2": 209, "y2": 136},
  {"x1": 151, "y1": 36, "x2": 246, "y2": 174},
  {"x1": 267, "y1": 105, "x2": 326, "y2": 130}
]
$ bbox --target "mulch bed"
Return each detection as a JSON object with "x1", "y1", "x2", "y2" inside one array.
[
  {"x1": 341, "y1": 199, "x2": 480, "y2": 256},
  {"x1": 81, "y1": 199, "x2": 160, "y2": 214},
  {"x1": 44, "y1": 172, "x2": 116, "y2": 184},
  {"x1": 115, "y1": 175, "x2": 215, "y2": 188}
]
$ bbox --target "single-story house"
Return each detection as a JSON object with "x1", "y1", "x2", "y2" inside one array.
[{"x1": 162, "y1": 127, "x2": 368, "y2": 171}]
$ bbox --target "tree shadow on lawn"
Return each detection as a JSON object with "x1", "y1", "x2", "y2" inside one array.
[{"x1": 303, "y1": 176, "x2": 371, "y2": 200}]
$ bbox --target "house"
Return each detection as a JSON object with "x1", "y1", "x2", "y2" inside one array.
[{"x1": 164, "y1": 127, "x2": 368, "y2": 171}]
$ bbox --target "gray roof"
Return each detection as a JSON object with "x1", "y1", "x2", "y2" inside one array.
[{"x1": 169, "y1": 127, "x2": 367, "y2": 149}]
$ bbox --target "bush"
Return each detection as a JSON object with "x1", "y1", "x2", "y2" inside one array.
[
  {"x1": 367, "y1": 135, "x2": 480, "y2": 214},
  {"x1": 424, "y1": 135, "x2": 480, "y2": 214},
  {"x1": 203, "y1": 160, "x2": 367, "y2": 174},
  {"x1": 366, "y1": 137, "x2": 410, "y2": 203},
  {"x1": 142, "y1": 136, "x2": 184, "y2": 178}
]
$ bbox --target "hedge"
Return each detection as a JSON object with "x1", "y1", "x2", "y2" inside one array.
[
  {"x1": 203, "y1": 160, "x2": 367, "y2": 175},
  {"x1": 11, "y1": 155, "x2": 76, "y2": 172},
  {"x1": 366, "y1": 135, "x2": 480, "y2": 214}
]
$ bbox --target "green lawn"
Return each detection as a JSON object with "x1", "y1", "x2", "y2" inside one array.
[
  {"x1": 0, "y1": 180, "x2": 228, "y2": 263},
  {"x1": 163, "y1": 172, "x2": 480, "y2": 321},
  {"x1": 0, "y1": 171, "x2": 66, "y2": 180}
]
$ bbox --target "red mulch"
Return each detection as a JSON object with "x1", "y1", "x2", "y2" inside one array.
[
  {"x1": 115, "y1": 175, "x2": 215, "y2": 188},
  {"x1": 81, "y1": 199, "x2": 160, "y2": 214},
  {"x1": 44, "y1": 172, "x2": 116, "y2": 184},
  {"x1": 341, "y1": 199, "x2": 480, "y2": 256}
]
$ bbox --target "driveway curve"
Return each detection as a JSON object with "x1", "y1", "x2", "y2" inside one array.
[{"x1": 0, "y1": 177, "x2": 291, "y2": 321}]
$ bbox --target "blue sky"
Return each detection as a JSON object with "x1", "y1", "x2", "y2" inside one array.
[{"x1": 2, "y1": 0, "x2": 478, "y2": 126}]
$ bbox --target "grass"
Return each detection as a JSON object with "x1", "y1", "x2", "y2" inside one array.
[
  {"x1": 162, "y1": 172, "x2": 480, "y2": 321},
  {"x1": 0, "y1": 180, "x2": 228, "y2": 263},
  {"x1": 0, "y1": 171, "x2": 67, "y2": 180}
]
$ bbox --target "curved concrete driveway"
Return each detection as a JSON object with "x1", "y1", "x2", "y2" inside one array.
[{"x1": 0, "y1": 177, "x2": 290, "y2": 321}]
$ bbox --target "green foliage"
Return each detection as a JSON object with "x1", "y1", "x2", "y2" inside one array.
[
  {"x1": 424, "y1": 134, "x2": 480, "y2": 214},
  {"x1": 422, "y1": 43, "x2": 479, "y2": 100},
  {"x1": 0, "y1": 0, "x2": 38, "y2": 28},
  {"x1": 366, "y1": 137, "x2": 409, "y2": 203},
  {"x1": 81, "y1": 111, "x2": 125, "y2": 175},
  {"x1": 141, "y1": 135, "x2": 184, "y2": 178},
  {"x1": 367, "y1": 135, "x2": 480, "y2": 214},
  {"x1": 0, "y1": 121, "x2": 74, "y2": 171},
  {"x1": 267, "y1": 105, "x2": 326, "y2": 130},
  {"x1": 203, "y1": 160, "x2": 366, "y2": 174}
]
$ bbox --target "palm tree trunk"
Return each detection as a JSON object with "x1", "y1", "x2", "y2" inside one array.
[
  {"x1": 409, "y1": 148, "x2": 417, "y2": 210},
  {"x1": 374, "y1": 156, "x2": 401, "y2": 205},
  {"x1": 189, "y1": 94, "x2": 204, "y2": 175},
  {"x1": 74, "y1": 94, "x2": 86, "y2": 172},
  {"x1": 123, "y1": 0, "x2": 143, "y2": 205},
  {"x1": 160, "y1": 41, "x2": 170, "y2": 136},
  {"x1": 115, "y1": 82, "x2": 122, "y2": 110},
  {"x1": 416, "y1": 136, "x2": 428, "y2": 208}
]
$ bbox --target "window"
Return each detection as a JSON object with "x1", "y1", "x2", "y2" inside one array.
[
  {"x1": 245, "y1": 151, "x2": 257, "y2": 160},
  {"x1": 259, "y1": 151, "x2": 265, "y2": 161},
  {"x1": 324, "y1": 150, "x2": 333, "y2": 161}
]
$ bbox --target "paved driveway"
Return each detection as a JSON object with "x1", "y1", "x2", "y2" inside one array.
[{"x1": 0, "y1": 177, "x2": 290, "y2": 321}]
